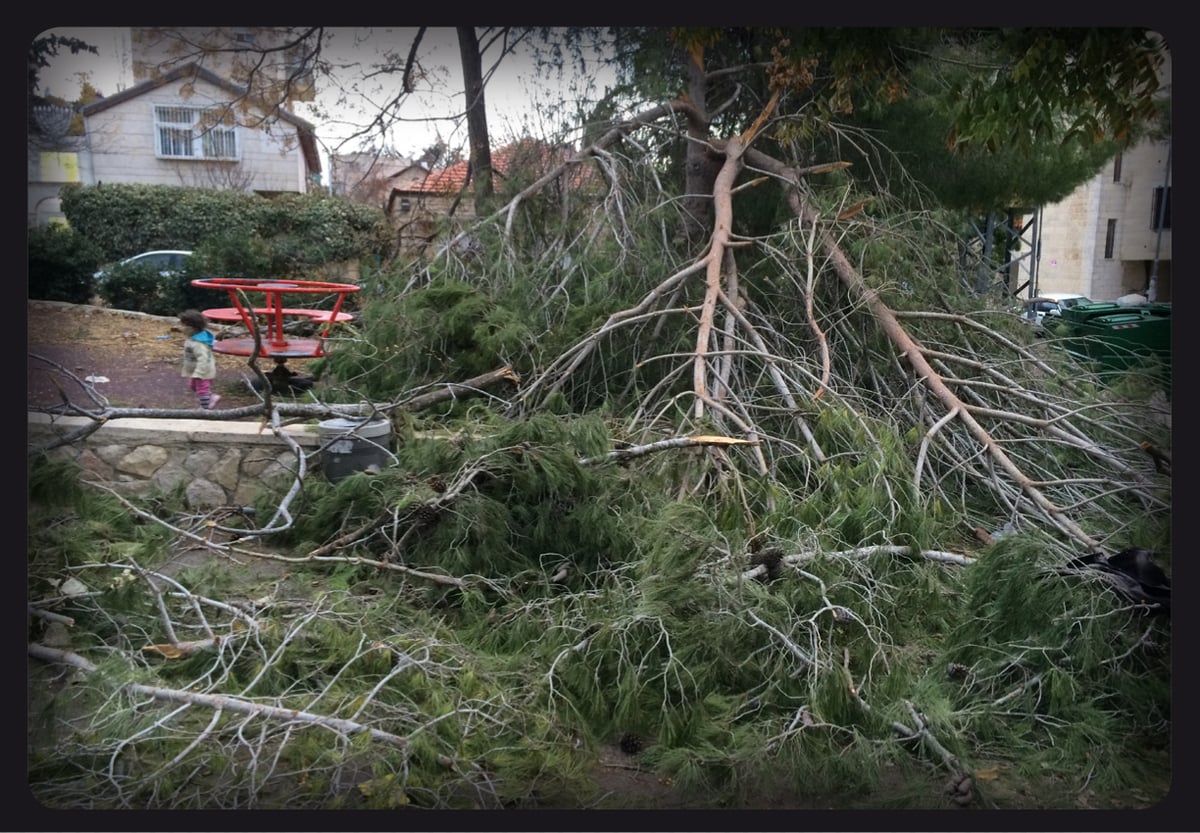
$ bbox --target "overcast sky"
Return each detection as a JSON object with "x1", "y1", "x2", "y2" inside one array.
[{"x1": 37, "y1": 27, "x2": 618, "y2": 171}]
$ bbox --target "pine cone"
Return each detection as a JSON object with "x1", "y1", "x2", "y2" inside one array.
[
  {"x1": 946, "y1": 662, "x2": 971, "y2": 681},
  {"x1": 749, "y1": 547, "x2": 784, "y2": 581},
  {"x1": 944, "y1": 771, "x2": 974, "y2": 804}
]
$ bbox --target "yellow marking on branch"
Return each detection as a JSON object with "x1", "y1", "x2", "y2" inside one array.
[
  {"x1": 804, "y1": 161, "x2": 853, "y2": 176},
  {"x1": 742, "y1": 89, "x2": 781, "y2": 144},
  {"x1": 836, "y1": 199, "x2": 873, "y2": 220}
]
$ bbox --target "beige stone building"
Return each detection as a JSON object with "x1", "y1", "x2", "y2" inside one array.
[
  {"x1": 1033, "y1": 46, "x2": 1172, "y2": 302},
  {"x1": 330, "y1": 152, "x2": 424, "y2": 208}
]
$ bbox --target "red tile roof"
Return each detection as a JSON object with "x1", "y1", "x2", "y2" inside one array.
[{"x1": 402, "y1": 138, "x2": 595, "y2": 194}]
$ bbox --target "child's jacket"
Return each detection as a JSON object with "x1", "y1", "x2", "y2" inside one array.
[{"x1": 180, "y1": 330, "x2": 217, "y2": 379}]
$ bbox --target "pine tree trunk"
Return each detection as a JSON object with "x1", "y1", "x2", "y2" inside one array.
[{"x1": 457, "y1": 26, "x2": 495, "y2": 216}]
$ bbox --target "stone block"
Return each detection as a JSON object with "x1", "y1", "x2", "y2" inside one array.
[
  {"x1": 208, "y1": 448, "x2": 244, "y2": 492},
  {"x1": 185, "y1": 478, "x2": 227, "y2": 510},
  {"x1": 117, "y1": 445, "x2": 169, "y2": 477}
]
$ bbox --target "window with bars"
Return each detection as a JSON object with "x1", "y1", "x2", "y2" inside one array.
[{"x1": 154, "y1": 105, "x2": 239, "y2": 160}]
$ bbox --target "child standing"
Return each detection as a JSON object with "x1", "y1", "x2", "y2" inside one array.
[{"x1": 178, "y1": 309, "x2": 221, "y2": 409}]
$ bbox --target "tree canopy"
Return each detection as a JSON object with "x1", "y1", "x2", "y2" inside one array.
[{"x1": 28, "y1": 32, "x2": 98, "y2": 144}]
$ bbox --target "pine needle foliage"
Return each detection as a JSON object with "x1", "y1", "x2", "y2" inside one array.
[
  {"x1": 323, "y1": 275, "x2": 536, "y2": 401},
  {"x1": 936, "y1": 537, "x2": 1170, "y2": 797}
]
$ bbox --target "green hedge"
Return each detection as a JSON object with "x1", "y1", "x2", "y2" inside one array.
[
  {"x1": 60, "y1": 183, "x2": 393, "y2": 275},
  {"x1": 27, "y1": 224, "x2": 103, "y2": 303},
  {"x1": 93, "y1": 260, "x2": 213, "y2": 317}
]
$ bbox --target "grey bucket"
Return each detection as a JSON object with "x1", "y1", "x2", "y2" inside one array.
[{"x1": 318, "y1": 417, "x2": 392, "y2": 481}]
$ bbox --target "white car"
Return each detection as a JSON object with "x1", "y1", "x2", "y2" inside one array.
[
  {"x1": 94, "y1": 250, "x2": 193, "y2": 283},
  {"x1": 1022, "y1": 292, "x2": 1093, "y2": 324}
]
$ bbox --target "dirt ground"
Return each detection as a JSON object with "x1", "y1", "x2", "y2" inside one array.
[{"x1": 26, "y1": 300, "x2": 305, "y2": 411}]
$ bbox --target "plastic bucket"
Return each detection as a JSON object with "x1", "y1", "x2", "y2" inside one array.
[{"x1": 318, "y1": 417, "x2": 392, "y2": 481}]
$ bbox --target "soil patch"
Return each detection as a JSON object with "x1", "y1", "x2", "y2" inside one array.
[{"x1": 26, "y1": 301, "x2": 312, "y2": 410}]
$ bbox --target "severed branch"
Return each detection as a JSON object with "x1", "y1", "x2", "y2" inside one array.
[
  {"x1": 892, "y1": 699, "x2": 961, "y2": 774},
  {"x1": 520, "y1": 262, "x2": 711, "y2": 406},
  {"x1": 578, "y1": 434, "x2": 757, "y2": 465},
  {"x1": 725, "y1": 144, "x2": 1112, "y2": 550},
  {"x1": 28, "y1": 605, "x2": 75, "y2": 626},
  {"x1": 142, "y1": 637, "x2": 234, "y2": 659},
  {"x1": 800, "y1": 212, "x2": 832, "y2": 397},
  {"x1": 693, "y1": 134, "x2": 745, "y2": 419},
  {"x1": 846, "y1": 672, "x2": 973, "y2": 805},
  {"x1": 892, "y1": 700, "x2": 974, "y2": 804},
  {"x1": 787, "y1": 185, "x2": 1099, "y2": 551},
  {"x1": 28, "y1": 643, "x2": 411, "y2": 749},
  {"x1": 306, "y1": 451, "x2": 499, "y2": 564},
  {"x1": 746, "y1": 610, "x2": 814, "y2": 670},
  {"x1": 741, "y1": 544, "x2": 975, "y2": 581},
  {"x1": 915, "y1": 406, "x2": 960, "y2": 494},
  {"x1": 399, "y1": 366, "x2": 520, "y2": 411}
]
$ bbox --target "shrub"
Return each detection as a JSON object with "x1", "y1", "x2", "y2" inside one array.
[
  {"x1": 61, "y1": 183, "x2": 394, "y2": 278},
  {"x1": 189, "y1": 228, "x2": 276, "y2": 280},
  {"x1": 95, "y1": 260, "x2": 190, "y2": 315},
  {"x1": 59, "y1": 183, "x2": 256, "y2": 261},
  {"x1": 27, "y1": 224, "x2": 104, "y2": 303}
]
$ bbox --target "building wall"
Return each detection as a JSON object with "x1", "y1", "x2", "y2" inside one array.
[
  {"x1": 82, "y1": 75, "x2": 310, "y2": 194},
  {"x1": 330, "y1": 154, "x2": 422, "y2": 206},
  {"x1": 1035, "y1": 179, "x2": 1100, "y2": 298},
  {"x1": 388, "y1": 192, "x2": 477, "y2": 254},
  {"x1": 1037, "y1": 142, "x2": 1172, "y2": 302},
  {"x1": 27, "y1": 142, "x2": 94, "y2": 226},
  {"x1": 28, "y1": 413, "x2": 404, "y2": 509},
  {"x1": 1035, "y1": 44, "x2": 1171, "y2": 302}
]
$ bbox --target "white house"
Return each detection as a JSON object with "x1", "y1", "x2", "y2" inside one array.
[{"x1": 77, "y1": 62, "x2": 320, "y2": 197}]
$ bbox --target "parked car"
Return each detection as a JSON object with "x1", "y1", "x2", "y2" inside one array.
[
  {"x1": 1022, "y1": 292, "x2": 1093, "y2": 325},
  {"x1": 93, "y1": 250, "x2": 193, "y2": 284}
]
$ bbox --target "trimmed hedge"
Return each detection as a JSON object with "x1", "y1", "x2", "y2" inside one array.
[
  {"x1": 60, "y1": 183, "x2": 393, "y2": 275},
  {"x1": 28, "y1": 224, "x2": 104, "y2": 303},
  {"x1": 93, "y1": 260, "x2": 213, "y2": 317}
]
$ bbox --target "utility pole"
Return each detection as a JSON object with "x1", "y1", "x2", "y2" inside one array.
[{"x1": 1147, "y1": 136, "x2": 1171, "y2": 302}]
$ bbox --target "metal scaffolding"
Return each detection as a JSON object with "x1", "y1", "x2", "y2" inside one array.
[{"x1": 959, "y1": 207, "x2": 1041, "y2": 300}]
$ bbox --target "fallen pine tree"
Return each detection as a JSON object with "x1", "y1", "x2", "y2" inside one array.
[{"x1": 27, "y1": 28, "x2": 1171, "y2": 810}]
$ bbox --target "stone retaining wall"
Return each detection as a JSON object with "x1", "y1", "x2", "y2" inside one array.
[{"x1": 28, "y1": 413, "x2": 323, "y2": 509}]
